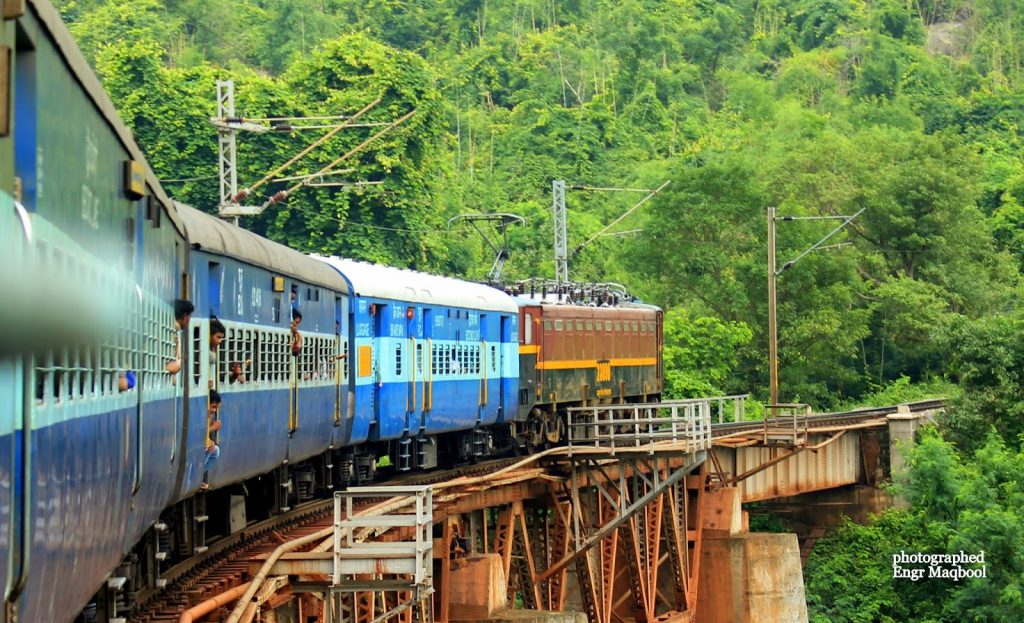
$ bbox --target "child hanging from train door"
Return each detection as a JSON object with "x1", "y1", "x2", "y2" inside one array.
[{"x1": 200, "y1": 389, "x2": 222, "y2": 491}]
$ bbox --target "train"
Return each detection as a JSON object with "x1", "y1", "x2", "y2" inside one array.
[{"x1": 0, "y1": 1, "x2": 663, "y2": 622}]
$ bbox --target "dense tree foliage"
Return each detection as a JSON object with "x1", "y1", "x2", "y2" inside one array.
[
  {"x1": 806, "y1": 430, "x2": 1024, "y2": 622},
  {"x1": 55, "y1": 0, "x2": 1024, "y2": 411}
]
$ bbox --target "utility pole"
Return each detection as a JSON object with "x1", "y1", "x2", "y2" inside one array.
[
  {"x1": 215, "y1": 80, "x2": 242, "y2": 224},
  {"x1": 767, "y1": 207, "x2": 864, "y2": 407},
  {"x1": 768, "y1": 206, "x2": 779, "y2": 406},
  {"x1": 551, "y1": 180, "x2": 669, "y2": 284},
  {"x1": 552, "y1": 180, "x2": 568, "y2": 283},
  {"x1": 210, "y1": 80, "x2": 410, "y2": 221}
]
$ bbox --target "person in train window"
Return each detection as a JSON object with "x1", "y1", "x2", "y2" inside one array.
[
  {"x1": 201, "y1": 389, "x2": 223, "y2": 491},
  {"x1": 290, "y1": 309, "x2": 303, "y2": 357},
  {"x1": 118, "y1": 370, "x2": 136, "y2": 392},
  {"x1": 209, "y1": 318, "x2": 226, "y2": 389},
  {"x1": 166, "y1": 299, "x2": 194, "y2": 374},
  {"x1": 229, "y1": 361, "x2": 249, "y2": 384}
]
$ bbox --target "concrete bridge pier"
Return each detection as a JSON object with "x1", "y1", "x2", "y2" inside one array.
[
  {"x1": 887, "y1": 404, "x2": 920, "y2": 479},
  {"x1": 696, "y1": 487, "x2": 808, "y2": 623}
]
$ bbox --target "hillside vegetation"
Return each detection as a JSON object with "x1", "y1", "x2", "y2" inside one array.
[{"x1": 54, "y1": 0, "x2": 1024, "y2": 412}]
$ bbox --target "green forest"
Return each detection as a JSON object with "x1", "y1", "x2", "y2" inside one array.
[{"x1": 57, "y1": 0, "x2": 1024, "y2": 619}]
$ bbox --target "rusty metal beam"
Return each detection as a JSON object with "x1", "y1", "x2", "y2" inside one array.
[
  {"x1": 546, "y1": 497, "x2": 572, "y2": 612},
  {"x1": 247, "y1": 552, "x2": 423, "y2": 577},
  {"x1": 492, "y1": 506, "x2": 515, "y2": 599},
  {"x1": 645, "y1": 494, "x2": 664, "y2": 616},
  {"x1": 515, "y1": 502, "x2": 543, "y2": 609},
  {"x1": 662, "y1": 486, "x2": 688, "y2": 612},
  {"x1": 620, "y1": 515, "x2": 652, "y2": 623},
  {"x1": 537, "y1": 459, "x2": 698, "y2": 583},
  {"x1": 598, "y1": 493, "x2": 619, "y2": 623}
]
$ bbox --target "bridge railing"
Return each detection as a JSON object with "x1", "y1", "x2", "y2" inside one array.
[
  {"x1": 332, "y1": 485, "x2": 434, "y2": 590},
  {"x1": 566, "y1": 396, "x2": 745, "y2": 455},
  {"x1": 764, "y1": 403, "x2": 812, "y2": 446}
]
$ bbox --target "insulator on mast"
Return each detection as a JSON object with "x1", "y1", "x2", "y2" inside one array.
[{"x1": 266, "y1": 190, "x2": 289, "y2": 207}]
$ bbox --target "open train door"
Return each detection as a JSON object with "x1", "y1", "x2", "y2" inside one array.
[
  {"x1": 371, "y1": 303, "x2": 387, "y2": 433},
  {"x1": 498, "y1": 315, "x2": 510, "y2": 419}
]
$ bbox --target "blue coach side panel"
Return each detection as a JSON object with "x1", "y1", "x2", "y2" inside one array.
[
  {"x1": 2, "y1": 1, "x2": 191, "y2": 618},
  {"x1": 1, "y1": 2, "x2": 189, "y2": 621},
  {"x1": 177, "y1": 205, "x2": 350, "y2": 497},
  {"x1": 315, "y1": 257, "x2": 519, "y2": 443}
]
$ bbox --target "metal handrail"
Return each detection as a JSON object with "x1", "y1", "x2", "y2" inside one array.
[{"x1": 565, "y1": 395, "x2": 740, "y2": 454}]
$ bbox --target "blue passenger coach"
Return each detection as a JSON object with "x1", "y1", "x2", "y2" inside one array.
[
  {"x1": 177, "y1": 205, "x2": 351, "y2": 497},
  {"x1": 0, "y1": 1, "x2": 188, "y2": 620},
  {"x1": 316, "y1": 257, "x2": 519, "y2": 468}
]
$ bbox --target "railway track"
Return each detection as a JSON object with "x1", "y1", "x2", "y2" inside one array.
[
  {"x1": 129, "y1": 457, "x2": 521, "y2": 622},
  {"x1": 711, "y1": 398, "x2": 947, "y2": 437}
]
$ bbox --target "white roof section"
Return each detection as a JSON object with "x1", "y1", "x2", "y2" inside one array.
[{"x1": 314, "y1": 256, "x2": 518, "y2": 313}]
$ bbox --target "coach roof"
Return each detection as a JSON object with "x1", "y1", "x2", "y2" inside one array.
[
  {"x1": 315, "y1": 256, "x2": 517, "y2": 313},
  {"x1": 177, "y1": 203, "x2": 349, "y2": 293}
]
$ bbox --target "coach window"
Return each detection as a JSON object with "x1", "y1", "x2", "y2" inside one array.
[
  {"x1": 543, "y1": 320, "x2": 552, "y2": 332},
  {"x1": 192, "y1": 325, "x2": 202, "y2": 387},
  {"x1": 266, "y1": 332, "x2": 274, "y2": 382},
  {"x1": 614, "y1": 322, "x2": 621, "y2": 332},
  {"x1": 395, "y1": 343, "x2": 403, "y2": 376},
  {"x1": 275, "y1": 333, "x2": 284, "y2": 382},
  {"x1": 586, "y1": 321, "x2": 593, "y2": 331},
  {"x1": 554, "y1": 320, "x2": 563, "y2": 331},
  {"x1": 605, "y1": 321, "x2": 612, "y2": 332}
]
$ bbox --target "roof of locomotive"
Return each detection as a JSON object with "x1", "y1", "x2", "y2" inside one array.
[
  {"x1": 176, "y1": 203, "x2": 350, "y2": 293},
  {"x1": 28, "y1": 0, "x2": 184, "y2": 234},
  {"x1": 513, "y1": 296, "x2": 661, "y2": 316},
  {"x1": 315, "y1": 256, "x2": 518, "y2": 313}
]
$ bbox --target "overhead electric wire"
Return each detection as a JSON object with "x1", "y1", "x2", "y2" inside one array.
[
  {"x1": 281, "y1": 201, "x2": 442, "y2": 234},
  {"x1": 571, "y1": 180, "x2": 671, "y2": 256},
  {"x1": 260, "y1": 109, "x2": 417, "y2": 209},
  {"x1": 236, "y1": 97, "x2": 382, "y2": 201},
  {"x1": 162, "y1": 174, "x2": 219, "y2": 183}
]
